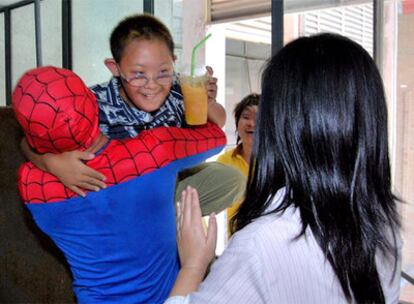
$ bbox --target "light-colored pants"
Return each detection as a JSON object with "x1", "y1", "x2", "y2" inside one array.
[{"x1": 175, "y1": 162, "x2": 246, "y2": 216}]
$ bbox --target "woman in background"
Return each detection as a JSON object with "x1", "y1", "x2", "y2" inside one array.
[
  {"x1": 217, "y1": 93, "x2": 259, "y2": 231},
  {"x1": 167, "y1": 33, "x2": 401, "y2": 304}
]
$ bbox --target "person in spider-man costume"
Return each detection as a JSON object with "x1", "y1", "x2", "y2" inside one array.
[{"x1": 13, "y1": 66, "x2": 226, "y2": 304}]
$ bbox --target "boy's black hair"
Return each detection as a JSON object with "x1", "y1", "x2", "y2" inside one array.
[{"x1": 110, "y1": 14, "x2": 174, "y2": 63}]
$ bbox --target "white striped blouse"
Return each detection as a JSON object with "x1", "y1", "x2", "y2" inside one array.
[{"x1": 166, "y1": 188, "x2": 401, "y2": 304}]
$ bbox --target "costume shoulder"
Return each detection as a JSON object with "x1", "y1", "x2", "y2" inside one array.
[{"x1": 18, "y1": 123, "x2": 226, "y2": 203}]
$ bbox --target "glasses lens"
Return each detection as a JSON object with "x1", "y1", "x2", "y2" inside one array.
[
  {"x1": 125, "y1": 73, "x2": 173, "y2": 87},
  {"x1": 156, "y1": 74, "x2": 173, "y2": 85},
  {"x1": 128, "y1": 76, "x2": 147, "y2": 87}
]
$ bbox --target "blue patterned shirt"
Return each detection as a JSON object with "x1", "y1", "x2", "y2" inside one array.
[{"x1": 90, "y1": 77, "x2": 185, "y2": 139}]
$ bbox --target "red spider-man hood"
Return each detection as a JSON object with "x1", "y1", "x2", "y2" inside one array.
[{"x1": 12, "y1": 66, "x2": 100, "y2": 154}]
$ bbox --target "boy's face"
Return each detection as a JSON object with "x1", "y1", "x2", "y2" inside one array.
[{"x1": 116, "y1": 38, "x2": 174, "y2": 112}]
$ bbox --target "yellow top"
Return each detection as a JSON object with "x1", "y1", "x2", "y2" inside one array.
[
  {"x1": 217, "y1": 147, "x2": 249, "y2": 176},
  {"x1": 217, "y1": 147, "x2": 249, "y2": 235}
]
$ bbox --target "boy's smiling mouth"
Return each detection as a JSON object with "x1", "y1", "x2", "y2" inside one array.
[
  {"x1": 140, "y1": 90, "x2": 162, "y2": 100},
  {"x1": 143, "y1": 93, "x2": 157, "y2": 98}
]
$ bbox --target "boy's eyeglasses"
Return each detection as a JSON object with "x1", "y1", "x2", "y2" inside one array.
[{"x1": 117, "y1": 66, "x2": 174, "y2": 87}]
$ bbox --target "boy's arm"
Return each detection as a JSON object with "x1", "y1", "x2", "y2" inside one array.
[
  {"x1": 21, "y1": 138, "x2": 107, "y2": 196},
  {"x1": 21, "y1": 137, "x2": 48, "y2": 171},
  {"x1": 206, "y1": 66, "x2": 226, "y2": 128},
  {"x1": 207, "y1": 101, "x2": 226, "y2": 128}
]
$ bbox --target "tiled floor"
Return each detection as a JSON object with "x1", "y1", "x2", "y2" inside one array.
[
  {"x1": 399, "y1": 185, "x2": 414, "y2": 303},
  {"x1": 400, "y1": 283, "x2": 414, "y2": 303},
  {"x1": 397, "y1": 10, "x2": 414, "y2": 304}
]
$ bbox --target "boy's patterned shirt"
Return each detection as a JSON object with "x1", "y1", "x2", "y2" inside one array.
[{"x1": 91, "y1": 77, "x2": 185, "y2": 139}]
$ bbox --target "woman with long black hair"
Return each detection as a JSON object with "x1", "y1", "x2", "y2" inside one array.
[{"x1": 166, "y1": 33, "x2": 402, "y2": 304}]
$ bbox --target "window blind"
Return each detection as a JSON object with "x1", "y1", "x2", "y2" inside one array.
[
  {"x1": 208, "y1": 0, "x2": 371, "y2": 23},
  {"x1": 301, "y1": 3, "x2": 373, "y2": 55},
  {"x1": 208, "y1": 0, "x2": 271, "y2": 23}
]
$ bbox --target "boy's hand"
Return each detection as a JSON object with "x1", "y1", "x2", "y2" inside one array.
[
  {"x1": 206, "y1": 66, "x2": 218, "y2": 104},
  {"x1": 176, "y1": 186, "x2": 217, "y2": 273},
  {"x1": 205, "y1": 66, "x2": 226, "y2": 127},
  {"x1": 44, "y1": 151, "x2": 107, "y2": 197}
]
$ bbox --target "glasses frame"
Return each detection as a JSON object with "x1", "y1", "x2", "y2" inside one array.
[{"x1": 116, "y1": 64, "x2": 175, "y2": 88}]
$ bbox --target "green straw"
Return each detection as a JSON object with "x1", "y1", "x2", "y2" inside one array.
[{"x1": 191, "y1": 33, "x2": 212, "y2": 77}]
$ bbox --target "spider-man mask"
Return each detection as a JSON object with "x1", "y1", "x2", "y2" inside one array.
[{"x1": 12, "y1": 66, "x2": 100, "y2": 154}]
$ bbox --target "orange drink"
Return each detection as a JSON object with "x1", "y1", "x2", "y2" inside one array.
[{"x1": 179, "y1": 74, "x2": 208, "y2": 125}]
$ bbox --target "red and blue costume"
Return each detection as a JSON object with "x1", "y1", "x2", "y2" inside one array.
[{"x1": 13, "y1": 67, "x2": 226, "y2": 303}]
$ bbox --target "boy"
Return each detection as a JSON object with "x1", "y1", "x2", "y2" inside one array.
[{"x1": 22, "y1": 14, "x2": 245, "y2": 215}]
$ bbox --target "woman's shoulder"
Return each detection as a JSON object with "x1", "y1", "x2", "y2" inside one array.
[
  {"x1": 231, "y1": 189, "x2": 305, "y2": 250},
  {"x1": 233, "y1": 188, "x2": 313, "y2": 254},
  {"x1": 217, "y1": 147, "x2": 244, "y2": 167},
  {"x1": 217, "y1": 148, "x2": 236, "y2": 161}
]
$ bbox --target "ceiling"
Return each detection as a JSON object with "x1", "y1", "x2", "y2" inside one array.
[
  {"x1": 225, "y1": 16, "x2": 271, "y2": 44},
  {"x1": 0, "y1": 0, "x2": 20, "y2": 4},
  {"x1": 0, "y1": 0, "x2": 36, "y2": 10}
]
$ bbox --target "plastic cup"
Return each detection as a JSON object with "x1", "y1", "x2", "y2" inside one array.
[{"x1": 179, "y1": 73, "x2": 208, "y2": 126}]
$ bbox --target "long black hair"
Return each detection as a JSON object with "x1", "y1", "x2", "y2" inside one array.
[{"x1": 233, "y1": 33, "x2": 400, "y2": 303}]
